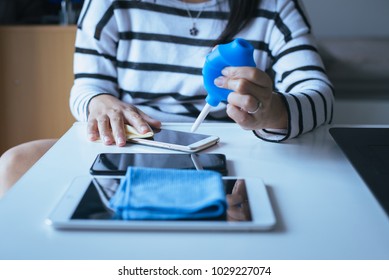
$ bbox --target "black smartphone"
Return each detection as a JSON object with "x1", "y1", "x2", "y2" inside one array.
[{"x1": 90, "y1": 153, "x2": 228, "y2": 176}]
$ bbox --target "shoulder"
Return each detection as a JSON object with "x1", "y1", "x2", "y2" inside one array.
[{"x1": 258, "y1": 0, "x2": 302, "y2": 13}]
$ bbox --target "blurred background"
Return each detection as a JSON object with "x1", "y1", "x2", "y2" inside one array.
[
  {"x1": 0, "y1": 0, "x2": 84, "y2": 25},
  {"x1": 301, "y1": 0, "x2": 389, "y2": 127},
  {"x1": 0, "y1": 0, "x2": 388, "y2": 153}
]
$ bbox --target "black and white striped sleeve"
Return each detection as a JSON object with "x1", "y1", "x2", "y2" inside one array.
[
  {"x1": 69, "y1": 0, "x2": 119, "y2": 121},
  {"x1": 254, "y1": 0, "x2": 334, "y2": 142}
]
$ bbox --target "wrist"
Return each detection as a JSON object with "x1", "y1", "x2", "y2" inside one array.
[{"x1": 267, "y1": 92, "x2": 288, "y2": 129}]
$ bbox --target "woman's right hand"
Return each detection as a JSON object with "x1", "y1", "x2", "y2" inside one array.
[{"x1": 87, "y1": 94, "x2": 161, "y2": 146}]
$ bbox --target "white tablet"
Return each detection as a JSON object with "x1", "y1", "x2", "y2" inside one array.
[{"x1": 46, "y1": 176, "x2": 276, "y2": 232}]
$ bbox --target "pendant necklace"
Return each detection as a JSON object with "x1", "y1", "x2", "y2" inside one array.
[{"x1": 184, "y1": 2, "x2": 206, "y2": 36}]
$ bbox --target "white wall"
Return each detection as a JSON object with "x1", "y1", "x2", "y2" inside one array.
[{"x1": 301, "y1": 0, "x2": 389, "y2": 38}]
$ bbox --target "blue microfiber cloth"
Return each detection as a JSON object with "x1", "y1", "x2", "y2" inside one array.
[{"x1": 109, "y1": 167, "x2": 226, "y2": 220}]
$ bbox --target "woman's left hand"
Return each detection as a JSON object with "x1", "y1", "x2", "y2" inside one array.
[{"x1": 214, "y1": 66, "x2": 287, "y2": 130}]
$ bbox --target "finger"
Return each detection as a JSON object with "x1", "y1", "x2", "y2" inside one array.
[
  {"x1": 222, "y1": 66, "x2": 272, "y2": 88},
  {"x1": 87, "y1": 118, "x2": 100, "y2": 141},
  {"x1": 214, "y1": 74, "x2": 263, "y2": 98},
  {"x1": 107, "y1": 111, "x2": 126, "y2": 147},
  {"x1": 227, "y1": 91, "x2": 261, "y2": 113},
  {"x1": 96, "y1": 115, "x2": 114, "y2": 145},
  {"x1": 226, "y1": 103, "x2": 256, "y2": 130},
  {"x1": 215, "y1": 75, "x2": 268, "y2": 114},
  {"x1": 122, "y1": 106, "x2": 154, "y2": 134},
  {"x1": 138, "y1": 111, "x2": 162, "y2": 129}
]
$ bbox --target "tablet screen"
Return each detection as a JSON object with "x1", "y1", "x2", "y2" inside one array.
[{"x1": 71, "y1": 178, "x2": 252, "y2": 222}]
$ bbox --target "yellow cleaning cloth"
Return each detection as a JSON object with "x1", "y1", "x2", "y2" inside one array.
[
  {"x1": 94, "y1": 125, "x2": 154, "y2": 142},
  {"x1": 124, "y1": 125, "x2": 154, "y2": 139}
]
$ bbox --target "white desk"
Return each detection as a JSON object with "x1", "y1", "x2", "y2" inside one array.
[{"x1": 0, "y1": 123, "x2": 388, "y2": 260}]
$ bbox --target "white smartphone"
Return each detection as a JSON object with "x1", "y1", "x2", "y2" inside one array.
[
  {"x1": 46, "y1": 176, "x2": 276, "y2": 232},
  {"x1": 128, "y1": 128, "x2": 219, "y2": 153}
]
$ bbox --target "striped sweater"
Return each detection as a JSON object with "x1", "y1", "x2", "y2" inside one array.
[{"x1": 70, "y1": 0, "x2": 334, "y2": 141}]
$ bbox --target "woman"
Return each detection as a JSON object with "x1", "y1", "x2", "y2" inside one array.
[{"x1": 0, "y1": 0, "x2": 333, "y2": 195}]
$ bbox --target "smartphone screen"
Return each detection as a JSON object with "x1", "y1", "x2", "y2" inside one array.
[
  {"x1": 90, "y1": 153, "x2": 228, "y2": 176},
  {"x1": 129, "y1": 128, "x2": 219, "y2": 152},
  {"x1": 149, "y1": 129, "x2": 211, "y2": 145}
]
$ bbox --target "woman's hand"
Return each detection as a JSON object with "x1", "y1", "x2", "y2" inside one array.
[
  {"x1": 214, "y1": 66, "x2": 287, "y2": 130},
  {"x1": 87, "y1": 94, "x2": 161, "y2": 146}
]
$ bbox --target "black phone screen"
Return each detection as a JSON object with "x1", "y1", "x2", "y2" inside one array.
[{"x1": 90, "y1": 153, "x2": 228, "y2": 176}]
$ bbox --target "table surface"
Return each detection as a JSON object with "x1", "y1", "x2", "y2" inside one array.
[{"x1": 1, "y1": 122, "x2": 388, "y2": 260}]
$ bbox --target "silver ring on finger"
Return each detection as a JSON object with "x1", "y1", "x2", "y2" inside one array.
[{"x1": 247, "y1": 101, "x2": 263, "y2": 114}]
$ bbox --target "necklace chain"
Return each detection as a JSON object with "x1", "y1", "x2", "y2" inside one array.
[{"x1": 184, "y1": 3, "x2": 206, "y2": 36}]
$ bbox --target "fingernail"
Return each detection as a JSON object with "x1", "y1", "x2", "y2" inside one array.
[
  {"x1": 140, "y1": 125, "x2": 150, "y2": 134},
  {"x1": 88, "y1": 134, "x2": 96, "y2": 141},
  {"x1": 221, "y1": 68, "x2": 230, "y2": 75},
  {"x1": 117, "y1": 137, "x2": 125, "y2": 146},
  {"x1": 103, "y1": 136, "x2": 111, "y2": 144},
  {"x1": 214, "y1": 77, "x2": 224, "y2": 87}
]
